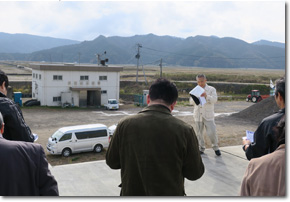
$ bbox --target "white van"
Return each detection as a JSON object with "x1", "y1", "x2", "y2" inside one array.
[
  {"x1": 105, "y1": 99, "x2": 119, "y2": 110},
  {"x1": 47, "y1": 124, "x2": 109, "y2": 157}
]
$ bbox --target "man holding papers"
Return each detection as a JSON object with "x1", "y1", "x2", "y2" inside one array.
[{"x1": 191, "y1": 74, "x2": 220, "y2": 156}]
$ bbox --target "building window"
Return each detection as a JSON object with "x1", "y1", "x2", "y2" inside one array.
[
  {"x1": 101, "y1": 90, "x2": 107, "y2": 94},
  {"x1": 33, "y1": 73, "x2": 35, "y2": 78},
  {"x1": 36, "y1": 74, "x2": 38, "y2": 79},
  {"x1": 80, "y1": 75, "x2": 89, "y2": 80},
  {"x1": 53, "y1": 75, "x2": 63, "y2": 80},
  {"x1": 53, "y1": 96, "x2": 61, "y2": 102},
  {"x1": 39, "y1": 74, "x2": 41, "y2": 80},
  {"x1": 99, "y1": 76, "x2": 107, "y2": 81}
]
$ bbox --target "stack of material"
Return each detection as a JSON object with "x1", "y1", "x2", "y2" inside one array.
[{"x1": 230, "y1": 96, "x2": 279, "y2": 125}]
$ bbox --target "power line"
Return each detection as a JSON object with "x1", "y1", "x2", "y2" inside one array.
[{"x1": 142, "y1": 46, "x2": 285, "y2": 60}]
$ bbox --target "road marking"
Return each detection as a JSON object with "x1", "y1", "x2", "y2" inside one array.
[{"x1": 92, "y1": 110, "x2": 235, "y2": 117}]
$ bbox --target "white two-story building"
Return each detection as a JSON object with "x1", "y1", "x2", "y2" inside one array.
[{"x1": 30, "y1": 63, "x2": 123, "y2": 107}]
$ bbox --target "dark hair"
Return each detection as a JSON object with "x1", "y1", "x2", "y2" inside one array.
[
  {"x1": 196, "y1": 74, "x2": 207, "y2": 80},
  {"x1": 149, "y1": 78, "x2": 178, "y2": 105},
  {"x1": 275, "y1": 76, "x2": 285, "y2": 102},
  {"x1": 273, "y1": 115, "x2": 285, "y2": 147},
  {"x1": 0, "y1": 70, "x2": 9, "y2": 89}
]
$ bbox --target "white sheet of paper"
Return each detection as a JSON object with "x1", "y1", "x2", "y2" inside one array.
[
  {"x1": 246, "y1": 130, "x2": 254, "y2": 142},
  {"x1": 33, "y1": 133, "x2": 38, "y2": 142},
  {"x1": 189, "y1": 85, "x2": 204, "y2": 97}
]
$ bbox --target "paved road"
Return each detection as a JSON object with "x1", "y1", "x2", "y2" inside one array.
[{"x1": 50, "y1": 145, "x2": 249, "y2": 196}]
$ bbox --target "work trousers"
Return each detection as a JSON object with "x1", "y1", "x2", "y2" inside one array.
[{"x1": 194, "y1": 118, "x2": 219, "y2": 152}]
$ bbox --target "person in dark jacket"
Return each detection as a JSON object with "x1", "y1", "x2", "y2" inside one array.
[
  {"x1": 240, "y1": 115, "x2": 285, "y2": 196},
  {"x1": 106, "y1": 78, "x2": 204, "y2": 196},
  {"x1": 242, "y1": 76, "x2": 285, "y2": 160},
  {"x1": 0, "y1": 70, "x2": 34, "y2": 142},
  {"x1": 0, "y1": 112, "x2": 59, "y2": 196}
]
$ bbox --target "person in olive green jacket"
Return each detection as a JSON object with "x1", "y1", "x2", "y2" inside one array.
[{"x1": 106, "y1": 78, "x2": 204, "y2": 196}]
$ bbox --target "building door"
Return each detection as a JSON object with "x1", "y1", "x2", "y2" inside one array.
[
  {"x1": 79, "y1": 90, "x2": 87, "y2": 107},
  {"x1": 87, "y1": 90, "x2": 101, "y2": 106}
]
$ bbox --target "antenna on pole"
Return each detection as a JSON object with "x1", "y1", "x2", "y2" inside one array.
[
  {"x1": 135, "y1": 43, "x2": 142, "y2": 83},
  {"x1": 96, "y1": 51, "x2": 107, "y2": 66}
]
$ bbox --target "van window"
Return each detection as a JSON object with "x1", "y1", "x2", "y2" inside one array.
[
  {"x1": 75, "y1": 130, "x2": 107, "y2": 140},
  {"x1": 59, "y1": 133, "x2": 72, "y2": 142}
]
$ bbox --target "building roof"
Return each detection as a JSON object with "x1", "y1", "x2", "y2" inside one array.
[{"x1": 30, "y1": 63, "x2": 123, "y2": 72}]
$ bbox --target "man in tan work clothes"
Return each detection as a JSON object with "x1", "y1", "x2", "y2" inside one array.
[{"x1": 192, "y1": 74, "x2": 221, "y2": 156}]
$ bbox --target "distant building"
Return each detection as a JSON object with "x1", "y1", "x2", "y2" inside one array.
[{"x1": 30, "y1": 63, "x2": 123, "y2": 107}]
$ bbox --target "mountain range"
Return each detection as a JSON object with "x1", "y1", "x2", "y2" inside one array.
[
  {"x1": 0, "y1": 32, "x2": 285, "y2": 69},
  {"x1": 0, "y1": 32, "x2": 80, "y2": 53}
]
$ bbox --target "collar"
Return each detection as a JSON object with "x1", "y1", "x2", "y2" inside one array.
[
  {"x1": 279, "y1": 108, "x2": 285, "y2": 113},
  {"x1": 139, "y1": 104, "x2": 171, "y2": 115},
  {"x1": 276, "y1": 144, "x2": 285, "y2": 150},
  {"x1": 0, "y1": 91, "x2": 6, "y2": 98}
]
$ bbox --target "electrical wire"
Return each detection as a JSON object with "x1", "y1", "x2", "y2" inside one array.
[{"x1": 142, "y1": 46, "x2": 285, "y2": 60}]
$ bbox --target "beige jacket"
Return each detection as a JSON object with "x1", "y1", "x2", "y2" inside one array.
[
  {"x1": 240, "y1": 144, "x2": 286, "y2": 196},
  {"x1": 193, "y1": 84, "x2": 217, "y2": 122}
]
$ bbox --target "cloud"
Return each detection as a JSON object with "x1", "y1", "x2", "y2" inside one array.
[{"x1": 0, "y1": 1, "x2": 285, "y2": 43}]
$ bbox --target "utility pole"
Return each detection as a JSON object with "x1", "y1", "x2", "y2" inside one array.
[
  {"x1": 159, "y1": 58, "x2": 163, "y2": 78},
  {"x1": 78, "y1": 52, "x2": 81, "y2": 65},
  {"x1": 135, "y1": 43, "x2": 142, "y2": 83}
]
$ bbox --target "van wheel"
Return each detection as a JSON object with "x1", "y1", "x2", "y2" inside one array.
[
  {"x1": 94, "y1": 144, "x2": 103, "y2": 153},
  {"x1": 62, "y1": 148, "x2": 72, "y2": 157}
]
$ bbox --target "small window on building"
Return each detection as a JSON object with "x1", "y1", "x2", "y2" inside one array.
[
  {"x1": 39, "y1": 74, "x2": 41, "y2": 80},
  {"x1": 101, "y1": 90, "x2": 107, "y2": 94},
  {"x1": 53, "y1": 75, "x2": 63, "y2": 80},
  {"x1": 36, "y1": 74, "x2": 38, "y2": 79},
  {"x1": 99, "y1": 76, "x2": 107, "y2": 81},
  {"x1": 80, "y1": 75, "x2": 89, "y2": 80},
  {"x1": 33, "y1": 73, "x2": 35, "y2": 78},
  {"x1": 53, "y1": 96, "x2": 61, "y2": 102}
]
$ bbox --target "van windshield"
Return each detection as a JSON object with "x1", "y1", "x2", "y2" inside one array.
[
  {"x1": 109, "y1": 100, "x2": 117, "y2": 104},
  {"x1": 51, "y1": 130, "x2": 64, "y2": 141}
]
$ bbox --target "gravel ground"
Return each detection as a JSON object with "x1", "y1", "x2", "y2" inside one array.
[{"x1": 21, "y1": 100, "x2": 258, "y2": 166}]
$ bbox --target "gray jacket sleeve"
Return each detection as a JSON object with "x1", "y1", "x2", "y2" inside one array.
[{"x1": 106, "y1": 125, "x2": 121, "y2": 169}]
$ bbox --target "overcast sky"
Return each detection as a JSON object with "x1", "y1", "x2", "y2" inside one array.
[{"x1": 0, "y1": 0, "x2": 285, "y2": 43}]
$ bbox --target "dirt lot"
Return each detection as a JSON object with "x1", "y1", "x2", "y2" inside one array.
[{"x1": 22, "y1": 101, "x2": 257, "y2": 166}]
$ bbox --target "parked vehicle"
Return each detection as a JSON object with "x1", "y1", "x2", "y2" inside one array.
[
  {"x1": 47, "y1": 124, "x2": 109, "y2": 157},
  {"x1": 105, "y1": 99, "x2": 119, "y2": 110},
  {"x1": 24, "y1": 99, "x2": 40, "y2": 106},
  {"x1": 246, "y1": 90, "x2": 270, "y2": 103},
  {"x1": 108, "y1": 124, "x2": 117, "y2": 143}
]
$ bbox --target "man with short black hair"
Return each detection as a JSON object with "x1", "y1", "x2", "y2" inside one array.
[
  {"x1": 0, "y1": 112, "x2": 59, "y2": 196},
  {"x1": 106, "y1": 78, "x2": 204, "y2": 196},
  {"x1": 0, "y1": 70, "x2": 34, "y2": 142},
  {"x1": 242, "y1": 76, "x2": 285, "y2": 160}
]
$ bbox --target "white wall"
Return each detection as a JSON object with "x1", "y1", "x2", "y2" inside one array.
[{"x1": 32, "y1": 69, "x2": 120, "y2": 107}]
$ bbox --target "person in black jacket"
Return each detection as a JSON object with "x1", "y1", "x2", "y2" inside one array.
[
  {"x1": 242, "y1": 76, "x2": 285, "y2": 160},
  {"x1": 0, "y1": 70, "x2": 34, "y2": 142},
  {"x1": 0, "y1": 112, "x2": 59, "y2": 196}
]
